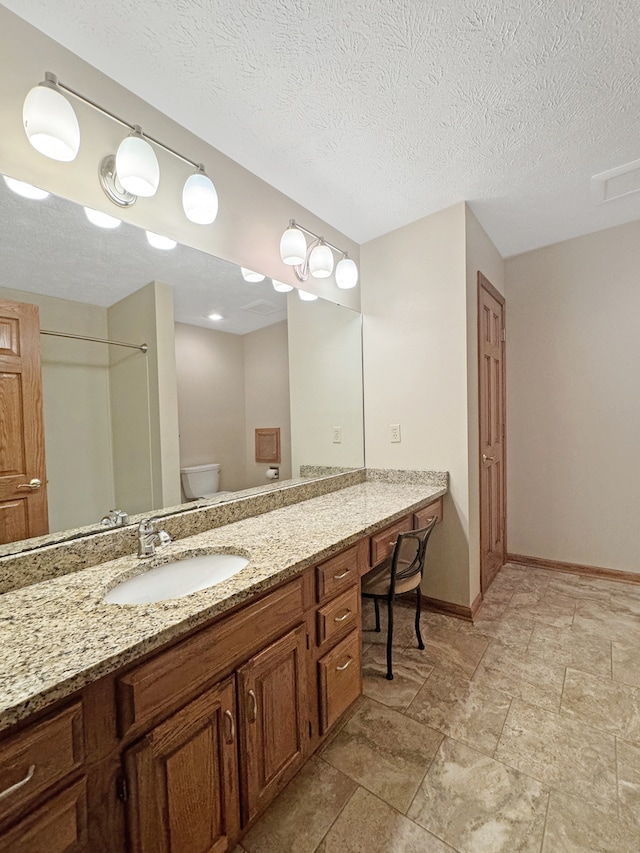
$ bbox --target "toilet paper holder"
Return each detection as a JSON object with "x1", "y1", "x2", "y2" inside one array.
[{"x1": 266, "y1": 466, "x2": 279, "y2": 480}]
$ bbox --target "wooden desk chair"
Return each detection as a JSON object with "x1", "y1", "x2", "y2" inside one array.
[{"x1": 361, "y1": 517, "x2": 438, "y2": 680}]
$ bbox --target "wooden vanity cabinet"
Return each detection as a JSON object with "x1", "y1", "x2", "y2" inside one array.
[
  {"x1": 123, "y1": 677, "x2": 239, "y2": 853},
  {"x1": 237, "y1": 625, "x2": 308, "y2": 825}
]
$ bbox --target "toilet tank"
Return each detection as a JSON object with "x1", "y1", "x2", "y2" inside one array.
[{"x1": 180, "y1": 463, "x2": 221, "y2": 499}]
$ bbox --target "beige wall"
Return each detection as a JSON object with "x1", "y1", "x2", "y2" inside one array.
[
  {"x1": 361, "y1": 203, "x2": 472, "y2": 606},
  {"x1": 0, "y1": 285, "x2": 114, "y2": 532},
  {"x1": 0, "y1": 7, "x2": 359, "y2": 310},
  {"x1": 288, "y1": 295, "x2": 364, "y2": 475},
  {"x1": 506, "y1": 220, "x2": 640, "y2": 572},
  {"x1": 243, "y1": 322, "x2": 292, "y2": 485},
  {"x1": 465, "y1": 207, "x2": 506, "y2": 601},
  {"x1": 175, "y1": 323, "x2": 247, "y2": 492},
  {"x1": 108, "y1": 281, "x2": 181, "y2": 513}
]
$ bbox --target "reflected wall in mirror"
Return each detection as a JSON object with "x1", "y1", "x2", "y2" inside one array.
[{"x1": 0, "y1": 175, "x2": 365, "y2": 551}]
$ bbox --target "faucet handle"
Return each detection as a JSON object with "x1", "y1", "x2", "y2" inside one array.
[
  {"x1": 157, "y1": 529, "x2": 172, "y2": 546},
  {"x1": 138, "y1": 517, "x2": 157, "y2": 534}
]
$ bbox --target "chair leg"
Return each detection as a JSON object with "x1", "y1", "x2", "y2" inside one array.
[
  {"x1": 386, "y1": 599, "x2": 394, "y2": 680},
  {"x1": 415, "y1": 588, "x2": 425, "y2": 650},
  {"x1": 374, "y1": 597, "x2": 381, "y2": 632}
]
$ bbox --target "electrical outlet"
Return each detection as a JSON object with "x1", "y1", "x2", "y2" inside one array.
[
  {"x1": 332, "y1": 427, "x2": 342, "y2": 443},
  {"x1": 390, "y1": 424, "x2": 401, "y2": 443}
]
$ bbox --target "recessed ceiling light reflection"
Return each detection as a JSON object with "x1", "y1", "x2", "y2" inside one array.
[
  {"x1": 84, "y1": 207, "x2": 121, "y2": 229},
  {"x1": 3, "y1": 175, "x2": 49, "y2": 200},
  {"x1": 207, "y1": 312, "x2": 223, "y2": 321},
  {"x1": 272, "y1": 279, "x2": 294, "y2": 293},
  {"x1": 145, "y1": 230, "x2": 177, "y2": 250}
]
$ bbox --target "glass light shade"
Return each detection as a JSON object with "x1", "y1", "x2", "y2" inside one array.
[
  {"x1": 309, "y1": 243, "x2": 334, "y2": 278},
  {"x1": 298, "y1": 289, "x2": 318, "y2": 301},
  {"x1": 182, "y1": 170, "x2": 218, "y2": 224},
  {"x1": 3, "y1": 176, "x2": 49, "y2": 200},
  {"x1": 84, "y1": 207, "x2": 121, "y2": 229},
  {"x1": 145, "y1": 230, "x2": 176, "y2": 250},
  {"x1": 272, "y1": 279, "x2": 294, "y2": 293},
  {"x1": 335, "y1": 257, "x2": 359, "y2": 289},
  {"x1": 241, "y1": 268, "x2": 265, "y2": 282},
  {"x1": 116, "y1": 134, "x2": 159, "y2": 197},
  {"x1": 23, "y1": 84, "x2": 80, "y2": 162},
  {"x1": 280, "y1": 225, "x2": 307, "y2": 265}
]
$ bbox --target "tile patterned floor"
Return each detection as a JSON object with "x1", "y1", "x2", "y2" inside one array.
[{"x1": 236, "y1": 564, "x2": 640, "y2": 852}]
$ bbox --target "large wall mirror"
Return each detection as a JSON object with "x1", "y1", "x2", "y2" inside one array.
[{"x1": 0, "y1": 174, "x2": 365, "y2": 553}]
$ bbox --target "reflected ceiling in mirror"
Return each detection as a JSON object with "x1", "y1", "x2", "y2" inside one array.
[{"x1": 0, "y1": 174, "x2": 287, "y2": 333}]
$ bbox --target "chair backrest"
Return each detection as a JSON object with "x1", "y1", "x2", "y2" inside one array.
[{"x1": 389, "y1": 516, "x2": 438, "y2": 592}]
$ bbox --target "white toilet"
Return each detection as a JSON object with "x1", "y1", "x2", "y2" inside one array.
[{"x1": 180, "y1": 463, "x2": 224, "y2": 500}]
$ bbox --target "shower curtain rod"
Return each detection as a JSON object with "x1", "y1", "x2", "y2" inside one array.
[{"x1": 40, "y1": 329, "x2": 148, "y2": 353}]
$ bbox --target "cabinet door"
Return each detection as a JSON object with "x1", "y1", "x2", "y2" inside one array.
[
  {"x1": 124, "y1": 677, "x2": 239, "y2": 853},
  {"x1": 237, "y1": 625, "x2": 308, "y2": 825}
]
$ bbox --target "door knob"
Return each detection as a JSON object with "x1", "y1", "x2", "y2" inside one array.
[
  {"x1": 482, "y1": 455, "x2": 495, "y2": 463},
  {"x1": 16, "y1": 478, "x2": 42, "y2": 491}
]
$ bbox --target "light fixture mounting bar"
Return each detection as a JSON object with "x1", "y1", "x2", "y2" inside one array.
[
  {"x1": 47, "y1": 71, "x2": 201, "y2": 171},
  {"x1": 290, "y1": 220, "x2": 348, "y2": 258}
]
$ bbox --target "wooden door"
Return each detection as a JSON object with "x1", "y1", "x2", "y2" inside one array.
[
  {"x1": 237, "y1": 625, "x2": 308, "y2": 825},
  {"x1": 0, "y1": 299, "x2": 48, "y2": 544},
  {"x1": 478, "y1": 273, "x2": 506, "y2": 593},
  {"x1": 124, "y1": 677, "x2": 240, "y2": 853}
]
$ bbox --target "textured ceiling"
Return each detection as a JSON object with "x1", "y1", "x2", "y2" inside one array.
[
  {"x1": 4, "y1": 0, "x2": 640, "y2": 256},
  {"x1": 0, "y1": 176, "x2": 287, "y2": 334}
]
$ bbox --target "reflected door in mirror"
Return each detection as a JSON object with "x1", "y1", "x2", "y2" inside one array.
[{"x1": 0, "y1": 299, "x2": 48, "y2": 544}]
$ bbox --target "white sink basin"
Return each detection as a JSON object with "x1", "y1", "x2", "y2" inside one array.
[{"x1": 104, "y1": 553, "x2": 249, "y2": 604}]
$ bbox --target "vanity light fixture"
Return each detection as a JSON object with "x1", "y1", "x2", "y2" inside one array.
[
  {"x1": 241, "y1": 268, "x2": 266, "y2": 283},
  {"x1": 145, "y1": 230, "x2": 177, "y2": 250},
  {"x1": 23, "y1": 73, "x2": 80, "y2": 162},
  {"x1": 298, "y1": 289, "x2": 319, "y2": 301},
  {"x1": 22, "y1": 72, "x2": 219, "y2": 223},
  {"x1": 279, "y1": 220, "x2": 358, "y2": 289},
  {"x1": 272, "y1": 279, "x2": 294, "y2": 293},
  {"x1": 3, "y1": 175, "x2": 50, "y2": 200},
  {"x1": 83, "y1": 207, "x2": 121, "y2": 229}
]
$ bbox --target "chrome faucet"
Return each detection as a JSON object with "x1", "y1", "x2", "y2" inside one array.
[
  {"x1": 137, "y1": 518, "x2": 172, "y2": 558},
  {"x1": 101, "y1": 509, "x2": 130, "y2": 527}
]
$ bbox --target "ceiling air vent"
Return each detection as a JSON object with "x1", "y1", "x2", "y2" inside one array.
[
  {"x1": 239, "y1": 299, "x2": 281, "y2": 315},
  {"x1": 591, "y1": 158, "x2": 640, "y2": 203}
]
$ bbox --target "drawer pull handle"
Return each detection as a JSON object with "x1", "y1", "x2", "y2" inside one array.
[
  {"x1": 334, "y1": 569, "x2": 351, "y2": 579},
  {"x1": 248, "y1": 689, "x2": 257, "y2": 724},
  {"x1": 336, "y1": 657, "x2": 352, "y2": 672},
  {"x1": 224, "y1": 709, "x2": 235, "y2": 744},
  {"x1": 0, "y1": 765, "x2": 35, "y2": 801},
  {"x1": 334, "y1": 610, "x2": 352, "y2": 622}
]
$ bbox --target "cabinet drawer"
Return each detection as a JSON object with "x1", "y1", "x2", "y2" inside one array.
[
  {"x1": 316, "y1": 546, "x2": 359, "y2": 603},
  {"x1": 118, "y1": 577, "x2": 304, "y2": 736},
  {"x1": 318, "y1": 630, "x2": 361, "y2": 734},
  {"x1": 413, "y1": 498, "x2": 443, "y2": 528},
  {"x1": 369, "y1": 516, "x2": 412, "y2": 567},
  {"x1": 0, "y1": 703, "x2": 84, "y2": 822},
  {"x1": 316, "y1": 585, "x2": 359, "y2": 649},
  {"x1": 0, "y1": 777, "x2": 87, "y2": 853}
]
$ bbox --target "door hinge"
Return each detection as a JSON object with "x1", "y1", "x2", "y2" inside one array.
[
  {"x1": 116, "y1": 774, "x2": 129, "y2": 803},
  {"x1": 501, "y1": 328, "x2": 506, "y2": 342}
]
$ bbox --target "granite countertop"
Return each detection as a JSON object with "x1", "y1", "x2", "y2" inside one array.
[{"x1": 0, "y1": 480, "x2": 446, "y2": 734}]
